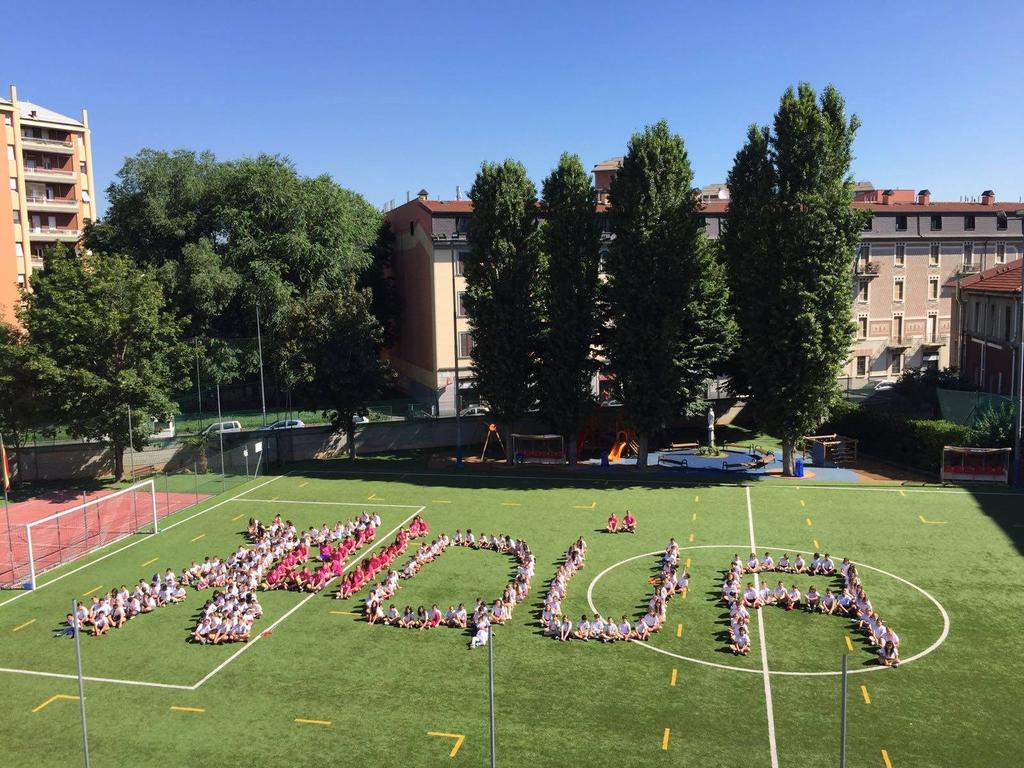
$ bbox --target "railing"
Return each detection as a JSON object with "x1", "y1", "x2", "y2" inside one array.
[
  {"x1": 20, "y1": 135, "x2": 73, "y2": 149},
  {"x1": 25, "y1": 196, "x2": 78, "y2": 207},
  {"x1": 960, "y1": 263, "x2": 980, "y2": 274},
  {"x1": 22, "y1": 166, "x2": 75, "y2": 177},
  {"x1": 855, "y1": 261, "x2": 880, "y2": 275},
  {"x1": 28, "y1": 226, "x2": 81, "y2": 237}
]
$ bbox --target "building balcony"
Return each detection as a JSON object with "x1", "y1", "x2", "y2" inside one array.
[
  {"x1": 28, "y1": 226, "x2": 81, "y2": 242},
  {"x1": 22, "y1": 166, "x2": 76, "y2": 182},
  {"x1": 920, "y1": 335, "x2": 949, "y2": 346},
  {"x1": 959, "y1": 263, "x2": 980, "y2": 274},
  {"x1": 855, "y1": 261, "x2": 880, "y2": 277},
  {"x1": 25, "y1": 195, "x2": 79, "y2": 213},
  {"x1": 887, "y1": 336, "x2": 910, "y2": 349},
  {"x1": 20, "y1": 135, "x2": 75, "y2": 154}
]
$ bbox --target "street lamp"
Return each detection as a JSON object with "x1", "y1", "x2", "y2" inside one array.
[{"x1": 450, "y1": 240, "x2": 464, "y2": 466}]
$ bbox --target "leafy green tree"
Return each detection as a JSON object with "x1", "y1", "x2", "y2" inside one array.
[
  {"x1": 604, "y1": 122, "x2": 735, "y2": 468},
  {"x1": 969, "y1": 404, "x2": 1017, "y2": 448},
  {"x1": 0, "y1": 321, "x2": 57, "y2": 473},
  {"x1": 285, "y1": 278, "x2": 394, "y2": 458},
  {"x1": 537, "y1": 153, "x2": 601, "y2": 464},
  {"x1": 722, "y1": 83, "x2": 867, "y2": 474},
  {"x1": 465, "y1": 160, "x2": 543, "y2": 461},
  {"x1": 19, "y1": 250, "x2": 190, "y2": 480}
]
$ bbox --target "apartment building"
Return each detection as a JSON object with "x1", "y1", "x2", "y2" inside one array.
[
  {"x1": 383, "y1": 163, "x2": 1024, "y2": 411},
  {"x1": 0, "y1": 85, "x2": 97, "y2": 323},
  {"x1": 957, "y1": 258, "x2": 1022, "y2": 395}
]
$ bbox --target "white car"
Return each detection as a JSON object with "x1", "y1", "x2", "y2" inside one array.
[
  {"x1": 200, "y1": 420, "x2": 242, "y2": 436},
  {"x1": 267, "y1": 419, "x2": 305, "y2": 430},
  {"x1": 353, "y1": 414, "x2": 370, "y2": 425},
  {"x1": 459, "y1": 404, "x2": 490, "y2": 418},
  {"x1": 873, "y1": 379, "x2": 898, "y2": 391}
]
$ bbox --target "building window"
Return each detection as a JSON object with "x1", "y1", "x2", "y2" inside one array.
[
  {"x1": 892, "y1": 315, "x2": 903, "y2": 341},
  {"x1": 894, "y1": 243, "x2": 905, "y2": 267},
  {"x1": 963, "y1": 242, "x2": 973, "y2": 267},
  {"x1": 929, "y1": 277, "x2": 939, "y2": 300},
  {"x1": 857, "y1": 316, "x2": 868, "y2": 338},
  {"x1": 996, "y1": 212, "x2": 1008, "y2": 231},
  {"x1": 6, "y1": 145, "x2": 13, "y2": 162},
  {"x1": 9, "y1": 178, "x2": 16, "y2": 191},
  {"x1": 82, "y1": 190, "x2": 90, "y2": 203},
  {"x1": 893, "y1": 278, "x2": 904, "y2": 302},
  {"x1": 895, "y1": 215, "x2": 907, "y2": 231},
  {"x1": 16, "y1": 273, "x2": 25, "y2": 286},
  {"x1": 79, "y1": 161, "x2": 87, "y2": 174},
  {"x1": 964, "y1": 214, "x2": 976, "y2": 231},
  {"x1": 454, "y1": 216, "x2": 470, "y2": 234},
  {"x1": 456, "y1": 251, "x2": 469, "y2": 276},
  {"x1": 856, "y1": 244, "x2": 870, "y2": 272},
  {"x1": 458, "y1": 331, "x2": 475, "y2": 359},
  {"x1": 862, "y1": 216, "x2": 873, "y2": 232},
  {"x1": 973, "y1": 301, "x2": 981, "y2": 332},
  {"x1": 457, "y1": 291, "x2": 467, "y2": 317},
  {"x1": 1005, "y1": 306, "x2": 1014, "y2": 342},
  {"x1": 408, "y1": 221, "x2": 414, "y2": 237},
  {"x1": 855, "y1": 356, "x2": 868, "y2": 377},
  {"x1": 3, "y1": 114, "x2": 11, "y2": 126},
  {"x1": 15, "y1": 243, "x2": 24, "y2": 257},
  {"x1": 856, "y1": 279, "x2": 869, "y2": 302},
  {"x1": 929, "y1": 243, "x2": 940, "y2": 266},
  {"x1": 989, "y1": 304, "x2": 997, "y2": 336},
  {"x1": 930, "y1": 215, "x2": 942, "y2": 231},
  {"x1": 890, "y1": 350, "x2": 902, "y2": 374},
  {"x1": 12, "y1": 210, "x2": 19, "y2": 225},
  {"x1": 996, "y1": 242, "x2": 1006, "y2": 264}
]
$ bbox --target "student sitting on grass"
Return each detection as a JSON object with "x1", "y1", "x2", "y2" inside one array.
[
  {"x1": 793, "y1": 554, "x2": 807, "y2": 574},
  {"x1": 805, "y1": 585, "x2": 821, "y2": 612},
  {"x1": 879, "y1": 641, "x2": 900, "y2": 667},
  {"x1": 777, "y1": 553, "x2": 791, "y2": 572},
  {"x1": 471, "y1": 615, "x2": 491, "y2": 648},
  {"x1": 820, "y1": 588, "x2": 838, "y2": 615},
  {"x1": 731, "y1": 626, "x2": 751, "y2": 656},
  {"x1": 622, "y1": 510, "x2": 637, "y2": 533},
  {"x1": 760, "y1": 551, "x2": 775, "y2": 571},
  {"x1": 780, "y1": 584, "x2": 801, "y2": 611},
  {"x1": 558, "y1": 615, "x2": 573, "y2": 642},
  {"x1": 746, "y1": 552, "x2": 760, "y2": 573},
  {"x1": 606, "y1": 513, "x2": 619, "y2": 533},
  {"x1": 575, "y1": 614, "x2": 591, "y2": 641}
]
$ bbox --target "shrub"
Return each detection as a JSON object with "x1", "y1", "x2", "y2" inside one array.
[{"x1": 969, "y1": 404, "x2": 1017, "y2": 449}]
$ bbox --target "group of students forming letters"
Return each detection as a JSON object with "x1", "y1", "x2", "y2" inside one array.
[
  {"x1": 721, "y1": 551, "x2": 901, "y2": 666},
  {"x1": 361, "y1": 527, "x2": 536, "y2": 649}
]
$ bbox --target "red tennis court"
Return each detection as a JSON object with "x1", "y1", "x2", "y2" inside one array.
[{"x1": 0, "y1": 485, "x2": 209, "y2": 589}]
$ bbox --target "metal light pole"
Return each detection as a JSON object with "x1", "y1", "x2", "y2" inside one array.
[
  {"x1": 126, "y1": 405, "x2": 135, "y2": 481},
  {"x1": 194, "y1": 337, "x2": 203, "y2": 431},
  {"x1": 838, "y1": 653, "x2": 848, "y2": 768},
  {"x1": 72, "y1": 598, "x2": 91, "y2": 768},
  {"x1": 1008, "y1": 211, "x2": 1024, "y2": 487},
  {"x1": 451, "y1": 245, "x2": 463, "y2": 466},
  {"x1": 216, "y1": 383, "x2": 225, "y2": 490},
  {"x1": 487, "y1": 623, "x2": 496, "y2": 768},
  {"x1": 1, "y1": 433, "x2": 15, "y2": 578},
  {"x1": 256, "y1": 304, "x2": 268, "y2": 428}
]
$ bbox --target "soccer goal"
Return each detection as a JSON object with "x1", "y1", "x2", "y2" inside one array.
[
  {"x1": 512, "y1": 434, "x2": 566, "y2": 465},
  {"x1": 11, "y1": 480, "x2": 159, "y2": 590}
]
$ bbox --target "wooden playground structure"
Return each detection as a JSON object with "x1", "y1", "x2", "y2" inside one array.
[{"x1": 802, "y1": 434, "x2": 858, "y2": 467}]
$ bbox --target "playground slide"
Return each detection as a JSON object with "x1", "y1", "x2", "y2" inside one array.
[{"x1": 608, "y1": 441, "x2": 627, "y2": 462}]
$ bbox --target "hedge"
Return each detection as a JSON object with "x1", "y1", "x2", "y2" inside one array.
[{"x1": 820, "y1": 401, "x2": 970, "y2": 474}]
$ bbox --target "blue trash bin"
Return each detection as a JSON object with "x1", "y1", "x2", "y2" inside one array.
[{"x1": 794, "y1": 458, "x2": 805, "y2": 478}]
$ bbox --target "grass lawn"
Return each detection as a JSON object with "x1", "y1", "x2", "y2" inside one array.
[{"x1": 0, "y1": 458, "x2": 1019, "y2": 767}]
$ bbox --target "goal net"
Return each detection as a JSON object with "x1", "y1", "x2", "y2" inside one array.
[
  {"x1": 512, "y1": 434, "x2": 566, "y2": 465},
  {"x1": 2, "y1": 480, "x2": 159, "y2": 590}
]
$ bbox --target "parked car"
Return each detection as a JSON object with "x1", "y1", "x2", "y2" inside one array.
[
  {"x1": 149, "y1": 416, "x2": 176, "y2": 441},
  {"x1": 459, "y1": 404, "x2": 490, "y2": 418},
  {"x1": 600, "y1": 399, "x2": 622, "y2": 408},
  {"x1": 266, "y1": 419, "x2": 305, "y2": 430},
  {"x1": 873, "y1": 379, "x2": 898, "y2": 391},
  {"x1": 200, "y1": 420, "x2": 242, "y2": 436},
  {"x1": 353, "y1": 414, "x2": 370, "y2": 425}
]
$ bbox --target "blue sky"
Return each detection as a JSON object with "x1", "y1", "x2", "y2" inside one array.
[{"x1": 4, "y1": 1, "x2": 1023, "y2": 213}]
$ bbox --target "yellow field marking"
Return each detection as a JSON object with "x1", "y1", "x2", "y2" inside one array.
[
  {"x1": 427, "y1": 731, "x2": 466, "y2": 757},
  {"x1": 141, "y1": 557, "x2": 159, "y2": 567},
  {"x1": 431, "y1": 499, "x2": 451, "y2": 504},
  {"x1": 231, "y1": 513, "x2": 245, "y2": 522},
  {"x1": 367, "y1": 493, "x2": 380, "y2": 501},
  {"x1": 898, "y1": 489, "x2": 906, "y2": 497},
  {"x1": 918, "y1": 514, "x2": 947, "y2": 525},
  {"x1": 693, "y1": 495, "x2": 699, "y2": 503},
  {"x1": 691, "y1": 511, "x2": 697, "y2": 521},
  {"x1": 682, "y1": 586, "x2": 688, "y2": 599},
  {"x1": 662, "y1": 727, "x2": 671, "y2": 750},
  {"x1": 330, "y1": 610, "x2": 361, "y2": 617},
  {"x1": 688, "y1": 532, "x2": 695, "y2": 543},
  {"x1": 676, "y1": 623, "x2": 683, "y2": 638},
  {"x1": 800, "y1": 498, "x2": 805, "y2": 507},
  {"x1": 12, "y1": 618, "x2": 36, "y2": 632},
  {"x1": 82, "y1": 585, "x2": 103, "y2": 597},
  {"x1": 813, "y1": 539, "x2": 820, "y2": 550},
  {"x1": 684, "y1": 558, "x2": 691, "y2": 570},
  {"x1": 190, "y1": 534, "x2": 205, "y2": 543},
  {"x1": 170, "y1": 706, "x2": 205, "y2": 713},
  {"x1": 32, "y1": 694, "x2": 78, "y2": 713},
  {"x1": 670, "y1": 668, "x2": 678, "y2": 686},
  {"x1": 861, "y1": 685, "x2": 871, "y2": 705},
  {"x1": 573, "y1": 501, "x2": 597, "y2": 509},
  {"x1": 298, "y1": 481, "x2": 309, "y2": 488},
  {"x1": 294, "y1": 718, "x2": 331, "y2": 726},
  {"x1": 881, "y1": 748, "x2": 893, "y2": 768},
  {"x1": 501, "y1": 502, "x2": 521, "y2": 507},
  {"x1": 845, "y1": 635, "x2": 854, "y2": 652},
  {"x1": 805, "y1": 517, "x2": 812, "y2": 527},
  {"x1": 270, "y1": 496, "x2": 280, "y2": 501}
]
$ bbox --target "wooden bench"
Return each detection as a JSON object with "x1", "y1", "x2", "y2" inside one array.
[
  {"x1": 669, "y1": 442, "x2": 699, "y2": 450},
  {"x1": 132, "y1": 464, "x2": 159, "y2": 480}
]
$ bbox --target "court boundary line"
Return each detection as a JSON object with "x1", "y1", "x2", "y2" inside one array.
[
  {"x1": 290, "y1": 467, "x2": 1022, "y2": 496},
  {"x1": 231, "y1": 499, "x2": 423, "y2": 509},
  {"x1": 747, "y1": 486, "x2": 780, "y2": 768},
  {"x1": 0, "y1": 474, "x2": 288, "y2": 610}
]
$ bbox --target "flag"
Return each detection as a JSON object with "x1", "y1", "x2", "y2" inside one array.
[{"x1": 1, "y1": 435, "x2": 10, "y2": 491}]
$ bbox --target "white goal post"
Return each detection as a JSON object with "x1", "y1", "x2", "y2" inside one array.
[
  {"x1": 511, "y1": 434, "x2": 566, "y2": 465},
  {"x1": 21, "y1": 479, "x2": 158, "y2": 590}
]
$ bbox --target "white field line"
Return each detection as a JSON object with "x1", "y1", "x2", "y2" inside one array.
[
  {"x1": 189, "y1": 506, "x2": 424, "y2": 690},
  {"x1": 0, "y1": 473, "x2": 287, "y2": 610},
  {"x1": 0, "y1": 666, "x2": 194, "y2": 690},
  {"x1": 232, "y1": 498, "x2": 422, "y2": 509},
  {"x1": 293, "y1": 467, "x2": 1022, "y2": 495},
  {"x1": 747, "y1": 486, "x2": 780, "y2": 768}
]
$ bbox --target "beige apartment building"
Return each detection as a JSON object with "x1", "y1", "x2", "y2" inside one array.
[
  {"x1": 0, "y1": 85, "x2": 97, "y2": 323},
  {"x1": 384, "y1": 165, "x2": 1024, "y2": 413}
]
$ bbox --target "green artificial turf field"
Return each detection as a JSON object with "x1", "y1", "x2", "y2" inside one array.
[{"x1": 0, "y1": 460, "x2": 1020, "y2": 767}]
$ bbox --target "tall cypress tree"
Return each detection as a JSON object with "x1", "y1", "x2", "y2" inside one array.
[
  {"x1": 537, "y1": 153, "x2": 601, "y2": 464},
  {"x1": 465, "y1": 160, "x2": 542, "y2": 461},
  {"x1": 605, "y1": 122, "x2": 735, "y2": 468},
  {"x1": 722, "y1": 83, "x2": 867, "y2": 474}
]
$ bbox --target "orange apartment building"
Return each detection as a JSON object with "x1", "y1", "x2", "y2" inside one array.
[
  {"x1": 0, "y1": 85, "x2": 97, "y2": 323},
  {"x1": 384, "y1": 162, "x2": 1024, "y2": 413}
]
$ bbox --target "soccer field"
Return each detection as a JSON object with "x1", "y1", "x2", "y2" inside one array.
[{"x1": 0, "y1": 460, "x2": 1020, "y2": 768}]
